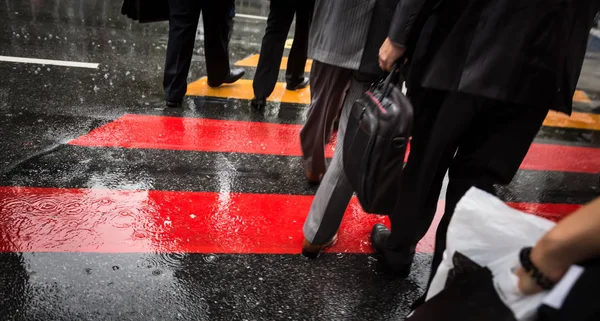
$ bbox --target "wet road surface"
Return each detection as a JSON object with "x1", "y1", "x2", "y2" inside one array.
[{"x1": 1, "y1": 1, "x2": 599, "y2": 320}]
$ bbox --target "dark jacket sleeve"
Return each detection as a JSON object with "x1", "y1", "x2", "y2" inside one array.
[{"x1": 387, "y1": 0, "x2": 428, "y2": 47}]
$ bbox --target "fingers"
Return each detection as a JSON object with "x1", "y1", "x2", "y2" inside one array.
[
  {"x1": 378, "y1": 53, "x2": 394, "y2": 72},
  {"x1": 378, "y1": 39, "x2": 404, "y2": 72},
  {"x1": 516, "y1": 266, "x2": 544, "y2": 295}
]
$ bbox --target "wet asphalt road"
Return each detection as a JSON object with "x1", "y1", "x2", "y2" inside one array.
[{"x1": 1, "y1": 1, "x2": 599, "y2": 320}]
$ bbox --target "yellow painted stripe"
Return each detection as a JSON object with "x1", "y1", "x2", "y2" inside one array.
[
  {"x1": 186, "y1": 77, "x2": 311, "y2": 104},
  {"x1": 574, "y1": 90, "x2": 591, "y2": 103},
  {"x1": 544, "y1": 110, "x2": 600, "y2": 131},
  {"x1": 187, "y1": 77, "x2": 598, "y2": 131},
  {"x1": 235, "y1": 54, "x2": 313, "y2": 72}
]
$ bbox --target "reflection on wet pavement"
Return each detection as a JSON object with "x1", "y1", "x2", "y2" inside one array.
[{"x1": 0, "y1": 0, "x2": 599, "y2": 320}]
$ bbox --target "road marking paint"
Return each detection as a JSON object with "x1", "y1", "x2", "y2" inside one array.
[
  {"x1": 0, "y1": 55, "x2": 99, "y2": 69},
  {"x1": 236, "y1": 54, "x2": 313, "y2": 72},
  {"x1": 186, "y1": 77, "x2": 311, "y2": 104},
  {"x1": 0, "y1": 186, "x2": 577, "y2": 254},
  {"x1": 70, "y1": 114, "x2": 600, "y2": 173},
  {"x1": 234, "y1": 13, "x2": 268, "y2": 21},
  {"x1": 544, "y1": 110, "x2": 600, "y2": 131},
  {"x1": 574, "y1": 90, "x2": 591, "y2": 103}
]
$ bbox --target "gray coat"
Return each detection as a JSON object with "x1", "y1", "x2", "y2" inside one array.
[
  {"x1": 308, "y1": 0, "x2": 402, "y2": 76},
  {"x1": 393, "y1": 0, "x2": 600, "y2": 114}
]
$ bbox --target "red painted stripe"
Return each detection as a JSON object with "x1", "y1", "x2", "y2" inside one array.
[
  {"x1": 70, "y1": 114, "x2": 336, "y2": 158},
  {"x1": 521, "y1": 143, "x2": 600, "y2": 174},
  {"x1": 70, "y1": 114, "x2": 600, "y2": 173},
  {"x1": 0, "y1": 186, "x2": 576, "y2": 254}
]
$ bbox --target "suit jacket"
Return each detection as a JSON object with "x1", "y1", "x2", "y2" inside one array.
[
  {"x1": 308, "y1": 0, "x2": 402, "y2": 76},
  {"x1": 390, "y1": 0, "x2": 600, "y2": 114},
  {"x1": 121, "y1": 0, "x2": 169, "y2": 23}
]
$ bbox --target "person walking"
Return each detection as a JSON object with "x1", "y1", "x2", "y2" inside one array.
[
  {"x1": 250, "y1": 0, "x2": 315, "y2": 109},
  {"x1": 369, "y1": 0, "x2": 600, "y2": 302},
  {"x1": 299, "y1": 0, "x2": 396, "y2": 184},
  {"x1": 163, "y1": 0, "x2": 245, "y2": 108},
  {"x1": 301, "y1": 0, "x2": 403, "y2": 257}
]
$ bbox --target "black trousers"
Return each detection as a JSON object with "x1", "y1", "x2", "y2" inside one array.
[
  {"x1": 252, "y1": 0, "x2": 315, "y2": 100},
  {"x1": 384, "y1": 89, "x2": 549, "y2": 279},
  {"x1": 163, "y1": 0, "x2": 234, "y2": 102}
]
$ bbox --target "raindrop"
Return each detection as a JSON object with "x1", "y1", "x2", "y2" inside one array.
[
  {"x1": 48, "y1": 34, "x2": 53, "y2": 39},
  {"x1": 46, "y1": 68, "x2": 50, "y2": 71},
  {"x1": 108, "y1": 40, "x2": 112, "y2": 44},
  {"x1": 258, "y1": 277, "x2": 264, "y2": 281},
  {"x1": 203, "y1": 254, "x2": 217, "y2": 263},
  {"x1": 112, "y1": 266, "x2": 120, "y2": 271},
  {"x1": 152, "y1": 269, "x2": 162, "y2": 276},
  {"x1": 125, "y1": 71, "x2": 130, "y2": 76},
  {"x1": 132, "y1": 76, "x2": 135, "y2": 81},
  {"x1": 64, "y1": 37, "x2": 67, "y2": 40},
  {"x1": 104, "y1": 73, "x2": 109, "y2": 79}
]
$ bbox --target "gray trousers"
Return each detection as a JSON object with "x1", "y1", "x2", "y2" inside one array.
[
  {"x1": 300, "y1": 61, "x2": 352, "y2": 176},
  {"x1": 303, "y1": 75, "x2": 373, "y2": 244}
]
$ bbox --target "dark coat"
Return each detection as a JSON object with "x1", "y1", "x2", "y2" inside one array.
[
  {"x1": 308, "y1": 0, "x2": 401, "y2": 77},
  {"x1": 392, "y1": 0, "x2": 600, "y2": 114},
  {"x1": 121, "y1": 0, "x2": 169, "y2": 23},
  {"x1": 308, "y1": 0, "x2": 377, "y2": 71},
  {"x1": 359, "y1": 0, "x2": 404, "y2": 76}
]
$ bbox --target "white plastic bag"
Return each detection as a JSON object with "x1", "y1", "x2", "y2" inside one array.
[{"x1": 426, "y1": 187, "x2": 556, "y2": 321}]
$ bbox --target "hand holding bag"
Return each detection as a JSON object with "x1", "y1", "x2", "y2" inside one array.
[{"x1": 342, "y1": 63, "x2": 413, "y2": 215}]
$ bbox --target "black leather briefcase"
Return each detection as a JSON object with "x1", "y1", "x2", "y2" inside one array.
[{"x1": 343, "y1": 64, "x2": 413, "y2": 215}]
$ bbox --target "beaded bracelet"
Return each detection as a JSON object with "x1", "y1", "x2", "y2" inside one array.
[{"x1": 519, "y1": 247, "x2": 556, "y2": 290}]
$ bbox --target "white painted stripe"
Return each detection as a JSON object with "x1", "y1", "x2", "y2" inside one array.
[
  {"x1": 0, "y1": 55, "x2": 99, "y2": 69},
  {"x1": 234, "y1": 13, "x2": 268, "y2": 21}
]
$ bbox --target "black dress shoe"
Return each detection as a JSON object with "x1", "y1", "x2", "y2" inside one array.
[
  {"x1": 286, "y1": 77, "x2": 309, "y2": 91},
  {"x1": 371, "y1": 223, "x2": 391, "y2": 253},
  {"x1": 370, "y1": 224, "x2": 413, "y2": 277},
  {"x1": 251, "y1": 97, "x2": 266, "y2": 109},
  {"x1": 165, "y1": 100, "x2": 182, "y2": 108},
  {"x1": 208, "y1": 68, "x2": 246, "y2": 87}
]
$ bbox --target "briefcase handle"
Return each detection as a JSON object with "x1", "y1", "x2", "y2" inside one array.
[{"x1": 380, "y1": 61, "x2": 404, "y2": 99}]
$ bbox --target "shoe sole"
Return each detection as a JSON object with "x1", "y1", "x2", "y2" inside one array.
[
  {"x1": 286, "y1": 84, "x2": 309, "y2": 91},
  {"x1": 301, "y1": 235, "x2": 338, "y2": 259}
]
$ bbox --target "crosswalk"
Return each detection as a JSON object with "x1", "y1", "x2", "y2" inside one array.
[{"x1": 1, "y1": 54, "x2": 598, "y2": 256}]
